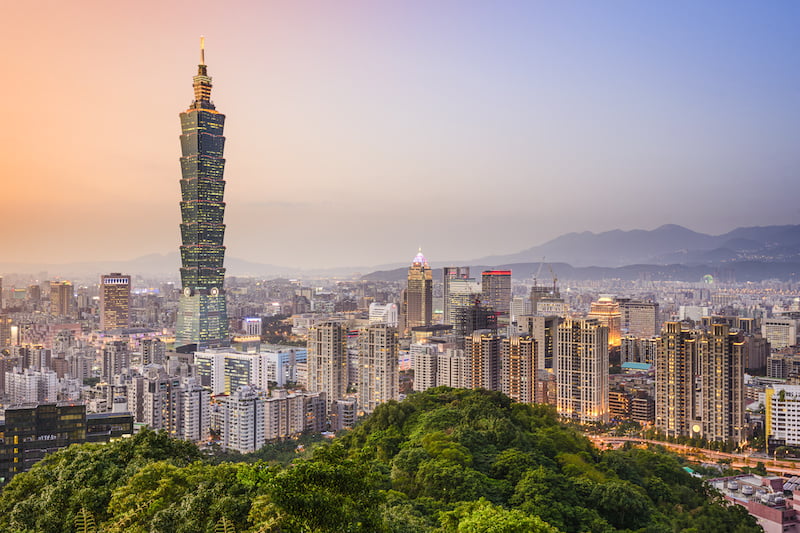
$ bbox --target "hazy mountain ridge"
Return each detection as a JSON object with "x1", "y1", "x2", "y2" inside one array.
[
  {"x1": 361, "y1": 261, "x2": 800, "y2": 283},
  {"x1": 2, "y1": 224, "x2": 798, "y2": 281},
  {"x1": 472, "y1": 224, "x2": 800, "y2": 267}
]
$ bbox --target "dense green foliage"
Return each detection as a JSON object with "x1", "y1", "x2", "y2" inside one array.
[{"x1": 0, "y1": 388, "x2": 763, "y2": 532}]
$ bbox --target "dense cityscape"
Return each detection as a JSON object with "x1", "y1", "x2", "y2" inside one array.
[{"x1": 3, "y1": 2, "x2": 800, "y2": 532}]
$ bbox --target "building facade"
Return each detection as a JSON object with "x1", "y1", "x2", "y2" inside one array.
[
  {"x1": 556, "y1": 318, "x2": 609, "y2": 423},
  {"x1": 175, "y1": 42, "x2": 229, "y2": 350},
  {"x1": 404, "y1": 250, "x2": 433, "y2": 333},
  {"x1": 100, "y1": 273, "x2": 131, "y2": 330}
]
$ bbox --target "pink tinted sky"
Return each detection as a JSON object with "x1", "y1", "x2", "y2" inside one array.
[{"x1": 3, "y1": 1, "x2": 799, "y2": 268}]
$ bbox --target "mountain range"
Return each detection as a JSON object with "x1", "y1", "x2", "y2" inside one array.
[
  {"x1": 470, "y1": 224, "x2": 800, "y2": 267},
  {"x1": 2, "y1": 224, "x2": 798, "y2": 282}
]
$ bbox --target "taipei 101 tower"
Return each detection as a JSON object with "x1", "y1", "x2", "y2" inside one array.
[{"x1": 175, "y1": 38, "x2": 229, "y2": 350}]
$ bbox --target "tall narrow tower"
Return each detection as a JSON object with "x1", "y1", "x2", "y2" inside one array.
[
  {"x1": 175, "y1": 38, "x2": 229, "y2": 350},
  {"x1": 404, "y1": 249, "x2": 433, "y2": 333}
]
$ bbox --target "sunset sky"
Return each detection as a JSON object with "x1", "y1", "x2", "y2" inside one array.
[{"x1": 3, "y1": 1, "x2": 799, "y2": 269}]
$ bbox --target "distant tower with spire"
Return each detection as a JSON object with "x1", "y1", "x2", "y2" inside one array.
[
  {"x1": 175, "y1": 37, "x2": 229, "y2": 350},
  {"x1": 402, "y1": 248, "x2": 433, "y2": 334}
]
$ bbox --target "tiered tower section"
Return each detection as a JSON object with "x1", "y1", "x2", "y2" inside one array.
[{"x1": 176, "y1": 39, "x2": 228, "y2": 350}]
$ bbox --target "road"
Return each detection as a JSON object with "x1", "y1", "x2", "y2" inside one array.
[{"x1": 590, "y1": 435, "x2": 800, "y2": 477}]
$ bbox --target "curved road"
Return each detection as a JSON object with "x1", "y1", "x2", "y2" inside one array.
[{"x1": 590, "y1": 436, "x2": 800, "y2": 477}]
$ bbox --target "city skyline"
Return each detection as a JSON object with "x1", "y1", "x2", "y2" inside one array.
[{"x1": 4, "y1": 1, "x2": 799, "y2": 269}]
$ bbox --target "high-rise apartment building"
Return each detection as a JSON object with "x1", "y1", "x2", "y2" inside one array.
[
  {"x1": 481, "y1": 271, "x2": 512, "y2": 327},
  {"x1": 404, "y1": 250, "x2": 433, "y2": 333},
  {"x1": 436, "y1": 348, "x2": 469, "y2": 389},
  {"x1": 411, "y1": 343, "x2": 439, "y2": 392},
  {"x1": 517, "y1": 314, "x2": 560, "y2": 369},
  {"x1": 698, "y1": 324, "x2": 745, "y2": 444},
  {"x1": 655, "y1": 322, "x2": 746, "y2": 444},
  {"x1": 214, "y1": 386, "x2": 266, "y2": 453},
  {"x1": 465, "y1": 329, "x2": 502, "y2": 391},
  {"x1": 556, "y1": 318, "x2": 609, "y2": 423},
  {"x1": 306, "y1": 321, "x2": 348, "y2": 408},
  {"x1": 100, "y1": 273, "x2": 131, "y2": 331},
  {"x1": 49, "y1": 281, "x2": 74, "y2": 318},
  {"x1": 175, "y1": 40, "x2": 229, "y2": 350},
  {"x1": 357, "y1": 324, "x2": 399, "y2": 414},
  {"x1": 655, "y1": 322, "x2": 697, "y2": 438},
  {"x1": 501, "y1": 334, "x2": 537, "y2": 403},
  {"x1": 102, "y1": 341, "x2": 130, "y2": 381},
  {"x1": 141, "y1": 338, "x2": 166, "y2": 366}
]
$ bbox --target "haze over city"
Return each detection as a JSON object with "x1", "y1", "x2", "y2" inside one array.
[{"x1": 4, "y1": 1, "x2": 799, "y2": 269}]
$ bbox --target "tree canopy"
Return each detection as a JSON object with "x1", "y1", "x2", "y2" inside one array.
[{"x1": 0, "y1": 387, "x2": 763, "y2": 532}]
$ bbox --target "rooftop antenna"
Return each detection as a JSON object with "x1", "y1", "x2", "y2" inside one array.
[{"x1": 200, "y1": 36, "x2": 205, "y2": 65}]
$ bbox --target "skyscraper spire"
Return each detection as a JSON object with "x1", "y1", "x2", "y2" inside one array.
[{"x1": 192, "y1": 36, "x2": 213, "y2": 109}]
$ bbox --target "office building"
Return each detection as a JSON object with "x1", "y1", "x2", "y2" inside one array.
[
  {"x1": 443, "y1": 267, "x2": 470, "y2": 324},
  {"x1": 306, "y1": 321, "x2": 348, "y2": 407},
  {"x1": 243, "y1": 317, "x2": 262, "y2": 337},
  {"x1": 368, "y1": 303, "x2": 399, "y2": 327},
  {"x1": 481, "y1": 270, "x2": 512, "y2": 327},
  {"x1": 49, "y1": 281, "x2": 74, "y2": 318},
  {"x1": 762, "y1": 318, "x2": 798, "y2": 349},
  {"x1": 556, "y1": 318, "x2": 609, "y2": 424},
  {"x1": 0, "y1": 315, "x2": 12, "y2": 348},
  {"x1": 100, "y1": 273, "x2": 131, "y2": 330},
  {"x1": 445, "y1": 277, "x2": 482, "y2": 325},
  {"x1": 452, "y1": 298, "x2": 497, "y2": 339},
  {"x1": 357, "y1": 324, "x2": 398, "y2": 414},
  {"x1": 0, "y1": 403, "x2": 132, "y2": 484},
  {"x1": 175, "y1": 40, "x2": 229, "y2": 350},
  {"x1": 588, "y1": 297, "x2": 622, "y2": 347},
  {"x1": 403, "y1": 250, "x2": 433, "y2": 333},
  {"x1": 618, "y1": 299, "x2": 659, "y2": 338}
]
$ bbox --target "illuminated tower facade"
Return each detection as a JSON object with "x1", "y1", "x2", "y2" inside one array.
[
  {"x1": 403, "y1": 249, "x2": 432, "y2": 333},
  {"x1": 175, "y1": 39, "x2": 229, "y2": 350},
  {"x1": 100, "y1": 273, "x2": 130, "y2": 331}
]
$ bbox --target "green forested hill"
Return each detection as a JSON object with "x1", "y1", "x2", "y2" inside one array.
[{"x1": 0, "y1": 388, "x2": 762, "y2": 532}]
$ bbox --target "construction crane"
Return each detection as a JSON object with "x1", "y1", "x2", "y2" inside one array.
[
  {"x1": 547, "y1": 263, "x2": 558, "y2": 296},
  {"x1": 533, "y1": 257, "x2": 546, "y2": 288}
]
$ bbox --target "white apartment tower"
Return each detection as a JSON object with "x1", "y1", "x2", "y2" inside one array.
[
  {"x1": 307, "y1": 321, "x2": 348, "y2": 408},
  {"x1": 358, "y1": 324, "x2": 399, "y2": 414}
]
